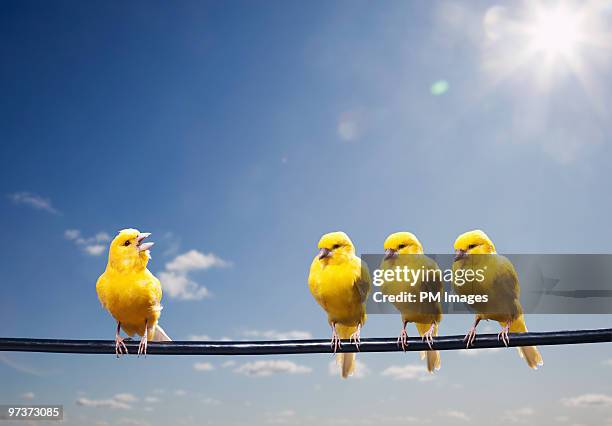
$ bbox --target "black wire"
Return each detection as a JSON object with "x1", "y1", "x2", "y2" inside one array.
[{"x1": 0, "y1": 328, "x2": 610, "y2": 355}]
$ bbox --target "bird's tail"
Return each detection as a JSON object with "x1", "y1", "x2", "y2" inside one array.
[
  {"x1": 335, "y1": 324, "x2": 357, "y2": 378},
  {"x1": 509, "y1": 315, "x2": 543, "y2": 369},
  {"x1": 416, "y1": 322, "x2": 441, "y2": 373},
  {"x1": 152, "y1": 324, "x2": 172, "y2": 342}
]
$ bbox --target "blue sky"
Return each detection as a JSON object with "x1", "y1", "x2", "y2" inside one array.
[{"x1": 1, "y1": 1, "x2": 612, "y2": 425}]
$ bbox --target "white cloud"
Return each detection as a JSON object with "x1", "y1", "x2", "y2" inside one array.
[
  {"x1": 328, "y1": 359, "x2": 369, "y2": 378},
  {"x1": 555, "y1": 416, "x2": 569, "y2": 423},
  {"x1": 234, "y1": 360, "x2": 312, "y2": 377},
  {"x1": 380, "y1": 364, "x2": 433, "y2": 381},
  {"x1": 166, "y1": 250, "x2": 230, "y2": 272},
  {"x1": 459, "y1": 347, "x2": 503, "y2": 356},
  {"x1": 562, "y1": 394, "x2": 612, "y2": 408},
  {"x1": 117, "y1": 418, "x2": 150, "y2": 426},
  {"x1": 159, "y1": 271, "x2": 210, "y2": 300},
  {"x1": 193, "y1": 362, "x2": 215, "y2": 372},
  {"x1": 202, "y1": 397, "x2": 221, "y2": 405},
  {"x1": 20, "y1": 392, "x2": 35, "y2": 400},
  {"x1": 603, "y1": 359, "x2": 612, "y2": 366},
  {"x1": 76, "y1": 397, "x2": 131, "y2": 410},
  {"x1": 243, "y1": 330, "x2": 313, "y2": 340},
  {"x1": 159, "y1": 250, "x2": 230, "y2": 301},
  {"x1": 187, "y1": 334, "x2": 211, "y2": 341},
  {"x1": 174, "y1": 390, "x2": 187, "y2": 396},
  {"x1": 8, "y1": 192, "x2": 61, "y2": 215},
  {"x1": 65, "y1": 229, "x2": 111, "y2": 256},
  {"x1": 113, "y1": 394, "x2": 138, "y2": 403},
  {"x1": 440, "y1": 410, "x2": 470, "y2": 421},
  {"x1": 76, "y1": 393, "x2": 137, "y2": 410},
  {"x1": 503, "y1": 407, "x2": 534, "y2": 423},
  {"x1": 144, "y1": 397, "x2": 160, "y2": 404},
  {"x1": 221, "y1": 360, "x2": 236, "y2": 368},
  {"x1": 266, "y1": 410, "x2": 296, "y2": 424}
]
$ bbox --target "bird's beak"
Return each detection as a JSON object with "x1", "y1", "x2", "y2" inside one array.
[
  {"x1": 137, "y1": 232, "x2": 154, "y2": 252},
  {"x1": 384, "y1": 249, "x2": 397, "y2": 260},
  {"x1": 454, "y1": 249, "x2": 467, "y2": 262},
  {"x1": 318, "y1": 248, "x2": 331, "y2": 260}
]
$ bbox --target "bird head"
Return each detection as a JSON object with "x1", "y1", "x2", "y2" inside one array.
[
  {"x1": 383, "y1": 232, "x2": 423, "y2": 260},
  {"x1": 453, "y1": 229, "x2": 496, "y2": 261},
  {"x1": 316, "y1": 232, "x2": 355, "y2": 264},
  {"x1": 108, "y1": 228, "x2": 154, "y2": 272}
]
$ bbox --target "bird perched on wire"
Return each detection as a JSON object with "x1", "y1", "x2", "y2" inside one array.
[
  {"x1": 380, "y1": 232, "x2": 442, "y2": 372},
  {"x1": 96, "y1": 229, "x2": 171, "y2": 357},
  {"x1": 308, "y1": 232, "x2": 371, "y2": 378},
  {"x1": 452, "y1": 229, "x2": 543, "y2": 369}
]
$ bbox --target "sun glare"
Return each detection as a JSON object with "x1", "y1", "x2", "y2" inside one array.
[{"x1": 528, "y1": 6, "x2": 581, "y2": 57}]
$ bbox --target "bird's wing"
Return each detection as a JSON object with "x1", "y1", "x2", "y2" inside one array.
[
  {"x1": 354, "y1": 258, "x2": 371, "y2": 304},
  {"x1": 95, "y1": 273, "x2": 110, "y2": 310},
  {"x1": 493, "y1": 255, "x2": 521, "y2": 300},
  {"x1": 146, "y1": 272, "x2": 163, "y2": 311}
]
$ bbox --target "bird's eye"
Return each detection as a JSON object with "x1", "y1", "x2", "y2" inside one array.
[
  {"x1": 332, "y1": 244, "x2": 340, "y2": 250},
  {"x1": 398, "y1": 244, "x2": 406, "y2": 249},
  {"x1": 123, "y1": 240, "x2": 131, "y2": 247},
  {"x1": 468, "y1": 244, "x2": 476, "y2": 250}
]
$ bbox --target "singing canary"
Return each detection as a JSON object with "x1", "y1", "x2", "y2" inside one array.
[
  {"x1": 96, "y1": 229, "x2": 171, "y2": 357},
  {"x1": 308, "y1": 232, "x2": 371, "y2": 378},
  {"x1": 380, "y1": 232, "x2": 442, "y2": 372},
  {"x1": 452, "y1": 229, "x2": 543, "y2": 369}
]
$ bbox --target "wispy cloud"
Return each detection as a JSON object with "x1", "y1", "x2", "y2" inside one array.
[
  {"x1": 75, "y1": 393, "x2": 138, "y2": 410},
  {"x1": 562, "y1": 394, "x2": 612, "y2": 408},
  {"x1": 502, "y1": 407, "x2": 534, "y2": 423},
  {"x1": 187, "y1": 334, "x2": 211, "y2": 341},
  {"x1": 159, "y1": 250, "x2": 230, "y2": 300},
  {"x1": 20, "y1": 392, "x2": 35, "y2": 400},
  {"x1": 234, "y1": 360, "x2": 312, "y2": 377},
  {"x1": 193, "y1": 362, "x2": 215, "y2": 372},
  {"x1": 380, "y1": 364, "x2": 433, "y2": 381},
  {"x1": 439, "y1": 410, "x2": 470, "y2": 421},
  {"x1": 65, "y1": 229, "x2": 110, "y2": 256},
  {"x1": 201, "y1": 397, "x2": 221, "y2": 406},
  {"x1": 328, "y1": 359, "x2": 369, "y2": 378},
  {"x1": 8, "y1": 192, "x2": 61, "y2": 215},
  {"x1": 242, "y1": 330, "x2": 312, "y2": 340},
  {"x1": 166, "y1": 249, "x2": 229, "y2": 272},
  {"x1": 459, "y1": 348, "x2": 503, "y2": 356},
  {"x1": 265, "y1": 409, "x2": 296, "y2": 424}
]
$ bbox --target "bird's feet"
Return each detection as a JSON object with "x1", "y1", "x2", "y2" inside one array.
[
  {"x1": 422, "y1": 323, "x2": 435, "y2": 350},
  {"x1": 115, "y1": 335, "x2": 128, "y2": 357},
  {"x1": 330, "y1": 327, "x2": 342, "y2": 353},
  {"x1": 464, "y1": 326, "x2": 477, "y2": 348},
  {"x1": 397, "y1": 327, "x2": 408, "y2": 352},
  {"x1": 498, "y1": 323, "x2": 510, "y2": 347},
  {"x1": 349, "y1": 324, "x2": 362, "y2": 351},
  {"x1": 138, "y1": 334, "x2": 148, "y2": 357}
]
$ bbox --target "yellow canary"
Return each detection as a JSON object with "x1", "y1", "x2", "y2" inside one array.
[
  {"x1": 308, "y1": 232, "x2": 371, "y2": 378},
  {"x1": 380, "y1": 232, "x2": 442, "y2": 372},
  {"x1": 453, "y1": 229, "x2": 543, "y2": 369},
  {"x1": 96, "y1": 229, "x2": 171, "y2": 357}
]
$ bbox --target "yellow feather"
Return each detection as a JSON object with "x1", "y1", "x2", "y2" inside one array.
[
  {"x1": 96, "y1": 229, "x2": 169, "y2": 343},
  {"x1": 453, "y1": 229, "x2": 542, "y2": 369},
  {"x1": 308, "y1": 232, "x2": 370, "y2": 378}
]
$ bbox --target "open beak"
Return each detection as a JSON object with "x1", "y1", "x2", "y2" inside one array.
[
  {"x1": 384, "y1": 248, "x2": 397, "y2": 260},
  {"x1": 137, "y1": 232, "x2": 154, "y2": 252},
  {"x1": 318, "y1": 248, "x2": 331, "y2": 260},
  {"x1": 454, "y1": 249, "x2": 467, "y2": 262}
]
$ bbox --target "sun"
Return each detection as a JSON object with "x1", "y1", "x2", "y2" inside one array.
[{"x1": 526, "y1": 5, "x2": 583, "y2": 59}]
